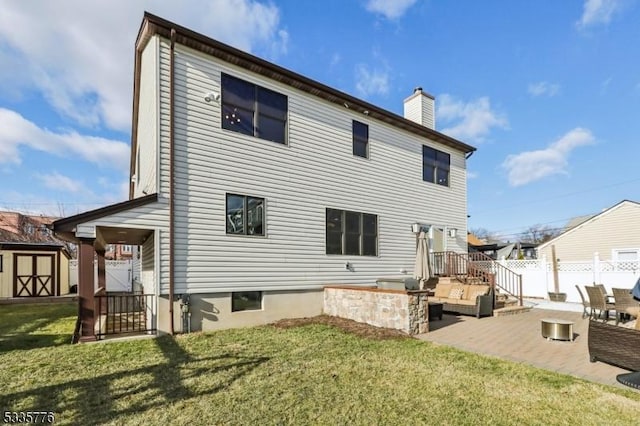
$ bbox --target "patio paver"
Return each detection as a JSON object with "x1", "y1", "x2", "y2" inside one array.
[{"x1": 416, "y1": 309, "x2": 631, "y2": 388}]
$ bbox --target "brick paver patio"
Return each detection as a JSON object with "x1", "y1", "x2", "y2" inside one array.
[{"x1": 416, "y1": 309, "x2": 631, "y2": 388}]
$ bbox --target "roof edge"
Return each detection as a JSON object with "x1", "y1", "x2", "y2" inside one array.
[
  {"x1": 137, "y1": 12, "x2": 476, "y2": 155},
  {"x1": 52, "y1": 193, "x2": 159, "y2": 232}
]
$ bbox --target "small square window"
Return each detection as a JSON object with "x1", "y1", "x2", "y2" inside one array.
[
  {"x1": 226, "y1": 193, "x2": 265, "y2": 236},
  {"x1": 232, "y1": 291, "x2": 262, "y2": 312}
]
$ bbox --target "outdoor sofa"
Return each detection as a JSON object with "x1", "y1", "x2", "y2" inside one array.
[
  {"x1": 429, "y1": 282, "x2": 494, "y2": 318},
  {"x1": 588, "y1": 320, "x2": 640, "y2": 371}
]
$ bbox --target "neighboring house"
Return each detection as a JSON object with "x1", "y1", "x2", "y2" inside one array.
[
  {"x1": 469, "y1": 242, "x2": 538, "y2": 260},
  {"x1": 53, "y1": 13, "x2": 475, "y2": 341},
  {"x1": 105, "y1": 244, "x2": 134, "y2": 260},
  {"x1": 536, "y1": 200, "x2": 640, "y2": 262},
  {"x1": 0, "y1": 212, "x2": 71, "y2": 298}
]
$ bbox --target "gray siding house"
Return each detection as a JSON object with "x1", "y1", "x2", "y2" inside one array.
[{"x1": 54, "y1": 13, "x2": 475, "y2": 340}]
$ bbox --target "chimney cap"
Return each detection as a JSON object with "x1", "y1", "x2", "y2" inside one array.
[{"x1": 414, "y1": 86, "x2": 423, "y2": 93}]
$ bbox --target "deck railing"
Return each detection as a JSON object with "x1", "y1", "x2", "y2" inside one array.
[
  {"x1": 431, "y1": 251, "x2": 523, "y2": 306},
  {"x1": 95, "y1": 293, "x2": 156, "y2": 339}
]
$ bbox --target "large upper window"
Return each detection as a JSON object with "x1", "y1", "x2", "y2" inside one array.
[
  {"x1": 423, "y1": 146, "x2": 450, "y2": 186},
  {"x1": 326, "y1": 209, "x2": 377, "y2": 256},
  {"x1": 226, "y1": 194, "x2": 265, "y2": 236},
  {"x1": 221, "y1": 73, "x2": 288, "y2": 144},
  {"x1": 352, "y1": 121, "x2": 369, "y2": 158}
]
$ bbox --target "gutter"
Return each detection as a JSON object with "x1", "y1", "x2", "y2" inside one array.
[{"x1": 169, "y1": 28, "x2": 176, "y2": 335}]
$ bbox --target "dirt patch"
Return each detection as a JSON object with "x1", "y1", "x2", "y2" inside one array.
[{"x1": 270, "y1": 315, "x2": 410, "y2": 340}]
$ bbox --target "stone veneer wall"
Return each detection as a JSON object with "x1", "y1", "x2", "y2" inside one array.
[{"x1": 323, "y1": 286, "x2": 430, "y2": 335}]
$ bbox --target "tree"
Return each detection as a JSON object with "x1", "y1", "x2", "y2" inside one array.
[
  {"x1": 469, "y1": 227, "x2": 497, "y2": 243},
  {"x1": 522, "y1": 224, "x2": 560, "y2": 244}
]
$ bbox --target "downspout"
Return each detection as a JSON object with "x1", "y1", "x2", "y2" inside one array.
[{"x1": 168, "y1": 28, "x2": 176, "y2": 335}]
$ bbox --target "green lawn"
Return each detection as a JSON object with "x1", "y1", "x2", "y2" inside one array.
[{"x1": 1, "y1": 303, "x2": 639, "y2": 425}]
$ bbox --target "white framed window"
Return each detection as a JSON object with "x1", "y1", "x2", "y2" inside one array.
[{"x1": 612, "y1": 248, "x2": 640, "y2": 262}]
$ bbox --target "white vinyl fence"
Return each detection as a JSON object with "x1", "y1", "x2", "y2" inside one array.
[
  {"x1": 503, "y1": 254, "x2": 640, "y2": 303},
  {"x1": 70, "y1": 259, "x2": 141, "y2": 293}
]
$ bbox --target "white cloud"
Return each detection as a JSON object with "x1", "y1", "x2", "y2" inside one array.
[
  {"x1": 365, "y1": 0, "x2": 418, "y2": 20},
  {"x1": 355, "y1": 64, "x2": 390, "y2": 97},
  {"x1": 0, "y1": 0, "x2": 287, "y2": 132},
  {"x1": 35, "y1": 172, "x2": 88, "y2": 194},
  {"x1": 437, "y1": 94, "x2": 508, "y2": 143},
  {"x1": 467, "y1": 171, "x2": 479, "y2": 180},
  {"x1": 528, "y1": 81, "x2": 560, "y2": 97},
  {"x1": 576, "y1": 0, "x2": 621, "y2": 29},
  {"x1": 502, "y1": 128, "x2": 595, "y2": 187},
  {"x1": 0, "y1": 108, "x2": 129, "y2": 171}
]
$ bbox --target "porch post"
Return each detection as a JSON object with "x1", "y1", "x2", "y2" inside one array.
[
  {"x1": 97, "y1": 249, "x2": 106, "y2": 291},
  {"x1": 96, "y1": 249, "x2": 107, "y2": 315},
  {"x1": 78, "y1": 238, "x2": 97, "y2": 342}
]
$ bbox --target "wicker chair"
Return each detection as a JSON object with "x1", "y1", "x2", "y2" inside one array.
[
  {"x1": 575, "y1": 285, "x2": 592, "y2": 319},
  {"x1": 612, "y1": 287, "x2": 640, "y2": 325},
  {"x1": 585, "y1": 285, "x2": 615, "y2": 321}
]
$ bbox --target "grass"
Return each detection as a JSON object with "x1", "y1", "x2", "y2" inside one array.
[{"x1": 1, "y1": 303, "x2": 639, "y2": 425}]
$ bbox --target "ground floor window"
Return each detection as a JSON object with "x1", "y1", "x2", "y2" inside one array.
[
  {"x1": 326, "y1": 208, "x2": 378, "y2": 256},
  {"x1": 232, "y1": 291, "x2": 263, "y2": 312}
]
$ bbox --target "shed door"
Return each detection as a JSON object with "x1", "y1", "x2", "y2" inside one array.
[{"x1": 13, "y1": 254, "x2": 56, "y2": 297}]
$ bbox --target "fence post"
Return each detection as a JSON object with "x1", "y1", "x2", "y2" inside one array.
[
  {"x1": 542, "y1": 255, "x2": 550, "y2": 292},
  {"x1": 593, "y1": 252, "x2": 600, "y2": 283}
]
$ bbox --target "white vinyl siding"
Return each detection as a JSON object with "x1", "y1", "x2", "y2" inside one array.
[
  {"x1": 134, "y1": 37, "x2": 159, "y2": 198},
  {"x1": 155, "y1": 39, "x2": 468, "y2": 294},
  {"x1": 141, "y1": 232, "x2": 155, "y2": 295},
  {"x1": 537, "y1": 201, "x2": 640, "y2": 262}
]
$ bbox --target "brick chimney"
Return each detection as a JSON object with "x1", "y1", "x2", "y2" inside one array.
[{"x1": 403, "y1": 87, "x2": 435, "y2": 129}]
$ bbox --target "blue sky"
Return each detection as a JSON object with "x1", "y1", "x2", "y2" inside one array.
[{"x1": 0, "y1": 0, "x2": 638, "y2": 241}]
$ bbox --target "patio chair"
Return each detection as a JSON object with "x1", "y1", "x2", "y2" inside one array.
[
  {"x1": 595, "y1": 284, "x2": 613, "y2": 301},
  {"x1": 575, "y1": 285, "x2": 592, "y2": 319},
  {"x1": 612, "y1": 287, "x2": 640, "y2": 325},
  {"x1": 585, "y1": 285, "x2": 615, "y2": 322}
]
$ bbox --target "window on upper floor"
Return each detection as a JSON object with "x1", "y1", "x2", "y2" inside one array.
[
  {"x1": 221, "y1": 73, "x2": 288, "y2": 145},
  {"x1": 352, "y1": 120, "x2": 369, "y2": 158},
  {"x1": 226, "y1": 193, "x2": 265, "y2": 236},
  {"x1": 121, "y1": 245, "x2": 132, "y2": 253},
  {"x1": 0, "y1": 254, "x2": 3, "y2": 273},
  {"x1": 326, "y1": 208, "x2": 378, "y2": 256},
  {"x1": 423, "y1": 146, "x2": 450, "y2": 186}
]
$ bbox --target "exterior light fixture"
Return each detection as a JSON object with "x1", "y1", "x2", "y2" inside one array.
[{"x1": 448, "y1": 228, "x2": 458, "y2": 238}]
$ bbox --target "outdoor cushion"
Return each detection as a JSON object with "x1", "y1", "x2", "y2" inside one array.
[
  {"x1": 619, "y1": 320, "x2": 637, "y2": 329},
  {"x1": 449, "y1": 287, "x2": 464, "y2": 300},
  {"x1": 468, "y1": 285, "x2": 489, "y2": 300},
  {"x1": 461, "y1": 285, "x2": 472, "y2": 300},
  {"x1": 434, "y1": 283, "x2": 452, "y2": 298}
]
